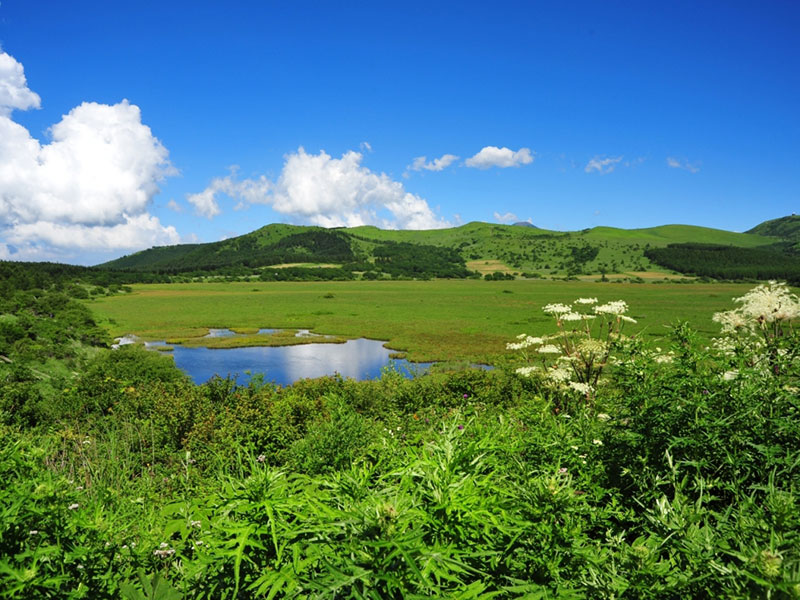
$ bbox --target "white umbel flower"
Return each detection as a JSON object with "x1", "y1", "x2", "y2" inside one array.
[
  {"x1": 543, "y1": 303, "x2": 573, "y2": 315},
  {"x1": 538, "y1": 344, "x2": 562, "y2": 354},
  {"x1": 594, "y1": 300, "x2": 629, "y2": 315}
]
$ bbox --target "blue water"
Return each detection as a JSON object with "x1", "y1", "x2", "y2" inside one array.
[{"x1": 161, "y1": 338, "x2": 433, "y2": 386}]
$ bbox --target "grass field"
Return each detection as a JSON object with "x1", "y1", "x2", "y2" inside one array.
[{"x1": 88, "y1": 279, "x2": 761, "y2": 364}]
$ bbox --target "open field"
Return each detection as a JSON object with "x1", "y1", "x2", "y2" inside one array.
[{"x1": 88, "y1": 279, "x2": 761, "y2": 363}]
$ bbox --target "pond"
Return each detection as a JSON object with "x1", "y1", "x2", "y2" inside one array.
[{"x1": 143, "y1": 337, "x2": 433, "y2": 386}]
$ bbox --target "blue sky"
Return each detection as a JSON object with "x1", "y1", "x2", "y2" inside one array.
[{"x1": 0, "y1": 1, "x2": 798, "y2": 264}]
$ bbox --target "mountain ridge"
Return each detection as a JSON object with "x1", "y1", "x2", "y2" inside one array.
[{"x1": 97, "y1": 216, "x2": 794, "y2": 280}]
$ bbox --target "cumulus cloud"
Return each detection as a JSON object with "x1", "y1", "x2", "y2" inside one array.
[
  {"x1": 6, "y1": 213, "x2": 178, "y2": 251},
  {"x1": 186, "y1": 167, "x2": 272, "y2": 217},
  {"x1": 190, "y1": 148, "x2": 451, "y2": 230},
  {"x1": 408, "y1": 153, "x2": 459, "y2": 172},
  {"x1": 0, "y1": 51, "x2": 41, "y2": 116},
  {"x1": 465, "y1": 146, "x2": 534, "y2": 169},
  {"x1": 585, "y1": 155, "x2": 622, "y2": 174},
  {"x1": 666, "y1": 157, "x2": 700, "y2": 173},
  {"x1": 494, "y1": 211, "x2": 518, "y2": 224},
  {"x1": 0, "y1": 50, "x2": 178, "y2": 260}
]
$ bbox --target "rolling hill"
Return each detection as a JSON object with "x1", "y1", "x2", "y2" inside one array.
[
  {"x1": 98, "y1": 217, "x2": 796, "y2": 281},
  {"x1": 746, "y1": 214, "x2": 800, "y2": 251}
]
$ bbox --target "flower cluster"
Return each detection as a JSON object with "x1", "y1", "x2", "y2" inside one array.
[
  {"x1": 154, "y1": 542, "x2": 176, "y2": 558},
  {"x1": 713, "y1": 281, "x2": 800, "y2": 334},
  {"x1": 509, "y1": 296, "x2": 637, "y2": 403},
  {"x1": 712, "y1": 281, "x2": 800, "y2": 377}
]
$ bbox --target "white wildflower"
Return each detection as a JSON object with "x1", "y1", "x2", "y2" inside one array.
[
  {"x1": 515, "y1": 366, "x2": 538, "y2": 377},
  {"x1": 538, "y1": 344, "x2": 562, "y2": 354},
  {"x1": 654, "y1": 354, "x2": 674, "y2": 364},
  {"x1": 712, "y1": 310, "x2": 748, "y2": 333},
  {"x1": 568, "y1": 382, "x2": 593, "y2": 395},
  {"x1": 596, "y1": 413, "x2": 611, "y2": 421},
  {"x1": 620, "y1": 315, "x2": 637, "y2": 324},
  {"x1": 68, "y1": 503, "x2": 79, "y2": 510},
  {"x1": 153, "y1": 542, "x2": 176, "y2": 558},
  {"x1": 575, "y1": 297, "x2": 598, "y2": 304},
  {"x1": 561, "y1": 312, "x2": 584, "y2": 321},
  {"x1": 733, "y1": 281, "x2": 800, "y2": 323},
  {"x1": 543, "y1": 303, "x2": 573, "y2": 315},
  {"x1": 547, "y1": 366, "x2": 572, "y2": 383},
  {"x1": 594, "y1": 300, "x2": 628, "y2": 315},
  {"x1": 29, "y1": 530, "x2": 38, "y2": 535},
  {"x1": 578, "y1": 339, "x2": 607, "y2": 355},
  {"x1": 592, "y1": 439, "x2": 604, "y2": 446},
  {"x1": 506, "y1": 336, "x2": 543, "y2": 350},
  {"x1": 722, "y1": 370, "x2": 739, "y2": 381},
  {"x1": 190, "y1": 520, "x2": 201, "y2": 528}
]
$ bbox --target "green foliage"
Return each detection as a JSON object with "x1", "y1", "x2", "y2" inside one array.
[
  {"x1": 372, "y1": 241, "x2": 471, "y2": 278},
  {"x1": 747, "y1": 214, "x2": 800, "y2": 241},
  {"x1": 484, "y1": 271, "x2": 514, "y2": 280},
  {"x1": 2, "y1": 272, "x2": 800, "y2": 596},
  {"x1": 645, "y1": 243, "x2": 800, "y2": 282}
]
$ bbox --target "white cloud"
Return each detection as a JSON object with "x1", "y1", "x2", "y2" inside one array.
[
  {"x1": 186, "y1": 167, "x2": 272, "y2": 217},
  {"x1": 186, "y1": 186, "x2": 222, "y2": 218},
  {"x1": 408, "y1": 153, "x2": 459, "y2": 172},
  {"x1": 166, "y1": 199, "x2": 183, "y2": 212},
  {"x1": 494, "y1": 211, "x2": 518, "y2": 224},
  {"x1": 0, "y1": 50, "x2": 41, "y2": 116},
  {"x1": 666, "y1": 156, "x2": 700, "y2": 173},
  {"x1": 191, "y1": 148, "x2": 451, "y2": 230},
  {"x1": 465, "y1": 146, "x2": 534, "y2": 169},
  {"x1": 6, "y1": 213, "x2": 179, "y2": 250},
  {"x1": 585, "y1": 155, "x2": 622, "y2": 174},
  {"x1": 0, "y1": 50, "x2": 178, "y2": 259}
]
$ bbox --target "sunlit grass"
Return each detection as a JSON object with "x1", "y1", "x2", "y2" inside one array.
[{"x1": 87, "y1": 279, "x2": 759, "y2": 363}]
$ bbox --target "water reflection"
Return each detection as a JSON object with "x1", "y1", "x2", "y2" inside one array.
[
  {"x1": 165, "y1": 338, "x2": 433, "y2": 386},
  {"x1": 204, "y1": 328, "x2": 236, "y2": 338}
]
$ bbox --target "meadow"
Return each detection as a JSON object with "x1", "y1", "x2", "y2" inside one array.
[
  {"x1": 2, "y1": 276, "x2": 799, "y2": 598},
  {"x1": 89, "y1": 279, "x2": 760, "y2": 363}
]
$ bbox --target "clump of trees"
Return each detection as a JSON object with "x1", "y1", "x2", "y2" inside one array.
[
  {"x1": 373, "y1": 242, "x2": 471, "y2": 279},
  {"x1": 645, "y1": 243, "x2": 800, "y2": 282}
]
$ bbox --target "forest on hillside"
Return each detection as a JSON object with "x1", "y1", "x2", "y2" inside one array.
[{"x1": 645, "y1": 243, "x2": 800, "y2": 282}]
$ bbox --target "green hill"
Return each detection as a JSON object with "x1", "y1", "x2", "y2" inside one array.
[
  {"x1": 99, "y1": 219, "x2": 787, "y2": 280},
  {"x1": 101, "y1": 225, "x2": 354, "y2": 272},
  {"x1": 747, "y1": 215, "x2": 800, "y2": 246}
]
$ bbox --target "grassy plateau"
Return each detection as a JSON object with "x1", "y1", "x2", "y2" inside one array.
[{"x1": 88, "y1": 279, "x2": 761, "y2": 364}]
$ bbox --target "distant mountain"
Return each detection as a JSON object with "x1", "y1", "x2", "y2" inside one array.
[
  {"x1": 99, "y1": 219, "x2": 787, "y2": 281},
  {"x1": 512, "y1": 221, "x2": 539, "y2": 228}
]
